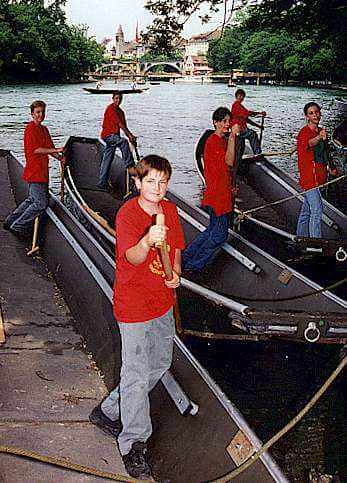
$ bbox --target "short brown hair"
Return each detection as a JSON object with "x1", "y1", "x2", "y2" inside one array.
[
  {"x1": 112, "y1": 90, "x2": 123, "y2": 103},
  {"x1": 30, "y1": 100, "x2": 46, "y2": 113},
  {"x1": 135, "y1": 154, "x2": 172, "y2": 181},
  {"x1": 304, "y1": 102, "x2": 321, "y2": 115}
]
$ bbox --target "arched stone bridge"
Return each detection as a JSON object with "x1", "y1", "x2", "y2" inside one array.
[{"x1": 93, "y1": 60, "x2": 184, "y2": 76}]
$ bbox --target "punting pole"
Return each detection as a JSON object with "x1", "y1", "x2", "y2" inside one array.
[{"x1": 156, "y1": 213, "x2": 184, "y2": 336}]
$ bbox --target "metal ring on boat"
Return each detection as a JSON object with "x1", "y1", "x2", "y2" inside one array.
[
  {"x1": 336, "y1": 247, "x2": 347, "y2": 262},
  {"x1": 304, "y1": 322, "x2": 321, "y2": 343}
]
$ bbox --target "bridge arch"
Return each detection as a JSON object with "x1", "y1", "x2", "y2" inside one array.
[{"x1": 141, "y1": 61, "x2": 183, "y2": 75}]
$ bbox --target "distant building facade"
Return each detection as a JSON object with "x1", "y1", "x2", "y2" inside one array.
[
  {"x1": 183, "y1": 30, "x2": 219, "y2": 75},
  {"x1": 103, "y1": 24, "x2": 145, "y2": 60}
]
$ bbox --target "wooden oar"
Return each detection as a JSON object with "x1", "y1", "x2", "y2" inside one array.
[
  {"x1": 156, "y1": 214, "x2": 184, "y2": 336},
  {"x1": 27, "y1": 217, "x2": 40, "y2": 256},
  {"x1": 261, "y1": 147, "x2": 297, "y2": 157},
  {"x1": 82, "y1": 204, "x2": 116, "y2": 237}
]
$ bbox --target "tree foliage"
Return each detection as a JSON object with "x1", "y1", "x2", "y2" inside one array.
[
  {"x1": 145, "y1": 0, "x2": 346, "y2": 81},
  {"x1": 0, "y1": 0, "x2": 104, "y2": 81}
]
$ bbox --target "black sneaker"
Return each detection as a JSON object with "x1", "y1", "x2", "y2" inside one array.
[
  {"x1": 123, "y1": 442, "x2": 153, "y2": 480},
  {"x1": 3, "y1": 221, "x2": 10, "y2": 230},
  {"x1": 89, "y1": 404, "x2": 121, "y2": 438}
]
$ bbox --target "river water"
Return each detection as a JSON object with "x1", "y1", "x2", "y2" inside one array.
[{"x1": 1, "y1": 82, "x2": 346, "y2": 481}]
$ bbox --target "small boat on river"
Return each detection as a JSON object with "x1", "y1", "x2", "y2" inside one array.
[
  {"x1": 195, "y1": 130, "x2": 347, "y2": 264},
  {"x1": 83, "y1": 87, "x2": 149, "y2": 94},
  {"x1": 63, "y1": 136, "x2": 347, "y2": 344},
  {"x1": 3, "y1": 148, "x2": 288, "y2": 483},
  {"x1": 334, "y1": 97, "x2": 347, "y2": 113}
]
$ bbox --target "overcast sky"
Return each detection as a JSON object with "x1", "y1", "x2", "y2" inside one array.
[{"x1": 64, "y1": 0, "x2": 224, "y2": 42}]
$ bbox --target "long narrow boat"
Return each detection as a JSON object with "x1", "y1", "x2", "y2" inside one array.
[
  {"x1": 63, "y1": 136, "x2": 347, "y2": 344},
  {"x1": 82, "y1": 87, "x2": 149, "y2": 94},
  {"x1": 3, "y1": 148, "x2": 288, "y2": 483},
  {"x1": 195, "y1": 130, "x2": 347, "y2": 263}
]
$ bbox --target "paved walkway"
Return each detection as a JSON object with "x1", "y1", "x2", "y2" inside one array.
[{"x1": 0, "y1": 163, "x2": 126, "y2": 481}]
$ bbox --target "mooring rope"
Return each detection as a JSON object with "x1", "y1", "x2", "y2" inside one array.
[
  {"x1": 238, "y1": 173, "x2": 347, "y2": 219},
  {"x1": 185, "y1": 275, "x2": 347, "y2": 304},
  {"x1": 210, "y1": 354, "x2": 347, "y2": 483},
  {"x1": 0, "y1": 444, "x2": 152, "y2": 482}
]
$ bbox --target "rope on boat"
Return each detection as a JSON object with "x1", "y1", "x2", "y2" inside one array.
[
  {"x1": 210, "y1": 354, "x2": 347, "y2": 483},
  {"x1": 184, "y1": 275, "x2": 347, "y2": 304},
  {"x1": 0, "y1": 445, "x2": 152, "y2": 482},
  {"x1": 237, "y1": 173, "x2": 347, "y2": 219}
]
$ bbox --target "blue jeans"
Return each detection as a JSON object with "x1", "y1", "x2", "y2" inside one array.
[
  {"x1": 101, "y1": 308, "x2": 174, "y2": 456},
  {"x1": 98, "y1": 134, "x2": 134, "y2": 188},
  {"x1": 296, "y1": 189, "x2": 323, "y2": 238},
  {"x1": 240, "y1": 127, "x2": 261, "y2": 155},
  {"x1": 5, "y1": 182, "x2": 48, "y2": 233},
  {"x1": 182, "y1": 207, "x2": 230, "y2": 271}
]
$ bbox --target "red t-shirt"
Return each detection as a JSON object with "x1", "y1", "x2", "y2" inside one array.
[
  {"x1": 231, "y1": 101, "x2": 250, "y2": 129},
  {"x1": 297, "y1": 125, "x2": 327, "y2": 190},
  {"x1": 202, "y1": 133, "x2": 233, "y2": 216},
  {"x1": 113, "y1": 197, "x2": 185, "y2": 323},
  {"x1": 100, "y1": 103, "x2": 126, "y2": 140},
  {"x1": 23, "y1": 121, "x2": 54, "y2": 183}
]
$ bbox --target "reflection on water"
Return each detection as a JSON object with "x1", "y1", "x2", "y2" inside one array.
[{"x1": 0, "y1": 82, "x2": 346, "y2": 481}]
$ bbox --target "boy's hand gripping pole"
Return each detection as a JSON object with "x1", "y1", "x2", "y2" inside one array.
[{"x1": 155, "y1": 214, "x2": 184, "y2": 336}]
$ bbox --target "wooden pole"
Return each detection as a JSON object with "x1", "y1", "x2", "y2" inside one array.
[
  {"x1": 27, "y1": 217, "x2": 40, "y2": 257},
  {"x1": 60, "y1": 157, "x2": 65, "y2": 203},
  {"x1": 156, "y1": 214, "x2": 184, "y2": 336},
  {"x1": 259, "y1": 114, "x2": 265, "y2": 147}
]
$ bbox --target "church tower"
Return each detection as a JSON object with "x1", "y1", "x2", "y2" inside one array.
[{"x1": 115, "y1": 25, "x2": 125, "y2": 57}]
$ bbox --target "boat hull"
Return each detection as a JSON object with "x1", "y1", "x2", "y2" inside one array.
[
  {"x1": 3, "y1": 149, "x2": 287, "y2": 483},
  {"x1": 63, "y1": 137, "x2": 347, "y2": 343}
]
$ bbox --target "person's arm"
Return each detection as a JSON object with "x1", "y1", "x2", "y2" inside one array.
[
  {"x1": 125, "y1": 223, "x2": 167, "y2": 265},
  {"x1": 308, "y1": 128, "x2": 327, "y2": 149},
  {"x1": 248, "y1": 109, "x2": 266, "y2": 117},
  {"x1": 164, "y1": 248, "x2": 181, "y2": 289},
  {"x1": 225, "y1": 124, "x2": 240, "y2": 167},
  {"x1": 247, "y1": 118, "x2": 262, "y2": 129},
  {"x1": 34, "y1": 146, "x2": 64, "y2": 160}
]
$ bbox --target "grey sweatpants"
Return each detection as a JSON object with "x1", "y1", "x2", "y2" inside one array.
[{"x1": 101, "y1": 307, "x2": 175, "y2": 455}]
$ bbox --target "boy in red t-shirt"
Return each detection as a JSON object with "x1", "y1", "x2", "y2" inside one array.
[
  {"x1": 182, "y1": 106, "x2": 239, "y2": 272},
  {"x1": 4, "y1": 100, "x2": 64, "y2": 237},
  {"x1": 231, "y1": 88, "x2": 266, "y2": 159},
  {"x1": 296, "y1": 102, "x2": 333, "y2": 238},
  {"x1": 90, "y1": 155, "x2": 185, "y2": 479},
  {"x1": 97, "y1": 90, "x2": 137, "y2": 189}
]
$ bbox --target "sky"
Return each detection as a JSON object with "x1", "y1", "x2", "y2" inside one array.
[{"x1": 64, "y1": 0, "x2": 224, "y2": 43}]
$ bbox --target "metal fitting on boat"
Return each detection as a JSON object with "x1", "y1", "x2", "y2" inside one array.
[
  {"x1": 335, "y1": 246, "x2": 347, "y2": 262},
  {"x1": 304, "y1": 322, "x2": 321, "y2": 343}
]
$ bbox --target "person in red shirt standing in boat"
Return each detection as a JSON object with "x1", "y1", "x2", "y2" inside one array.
[
  {"x1": 97, "y1": 90, "x2": 137, "y2": 189},
  {"x1": 182, "y1": 106, "x2": 239, "y2": 272},
  {"x1": 4, "y1": 100, "x2": 64, "y2": 237},
  {"x1": 231, "y1": 88, "x2": 266, "y2": 158},
  {"x1": 90, "y1": 155, "x2": 185, "y2": 480},
  {"x1": 296, "y1": 102, "x2": 337, "y2": 238}
]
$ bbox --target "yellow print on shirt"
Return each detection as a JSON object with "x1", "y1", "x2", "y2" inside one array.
[{"x1": 149, "y1": 244, "x2": 171, "y2": 278}]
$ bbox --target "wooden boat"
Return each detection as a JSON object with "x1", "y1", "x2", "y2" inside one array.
[
  {"x1": 3, "y1": 148, "x2": 288, "y2": 483},
  {"x1": 334, "y1": 97, "x2": 347, "y2": 113},
  {"x1": 195, "y1": 130, "x2": 347, "y2": 263},
  {"x1": 62, "y1": 136, "x2": 347, "y2": 344},
  {"x1": 332, "y1": 119, "x2": 347, "y2": 153},
  {"x1": 83, "y1": 87, "x2": 149, "y2": 94}
]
